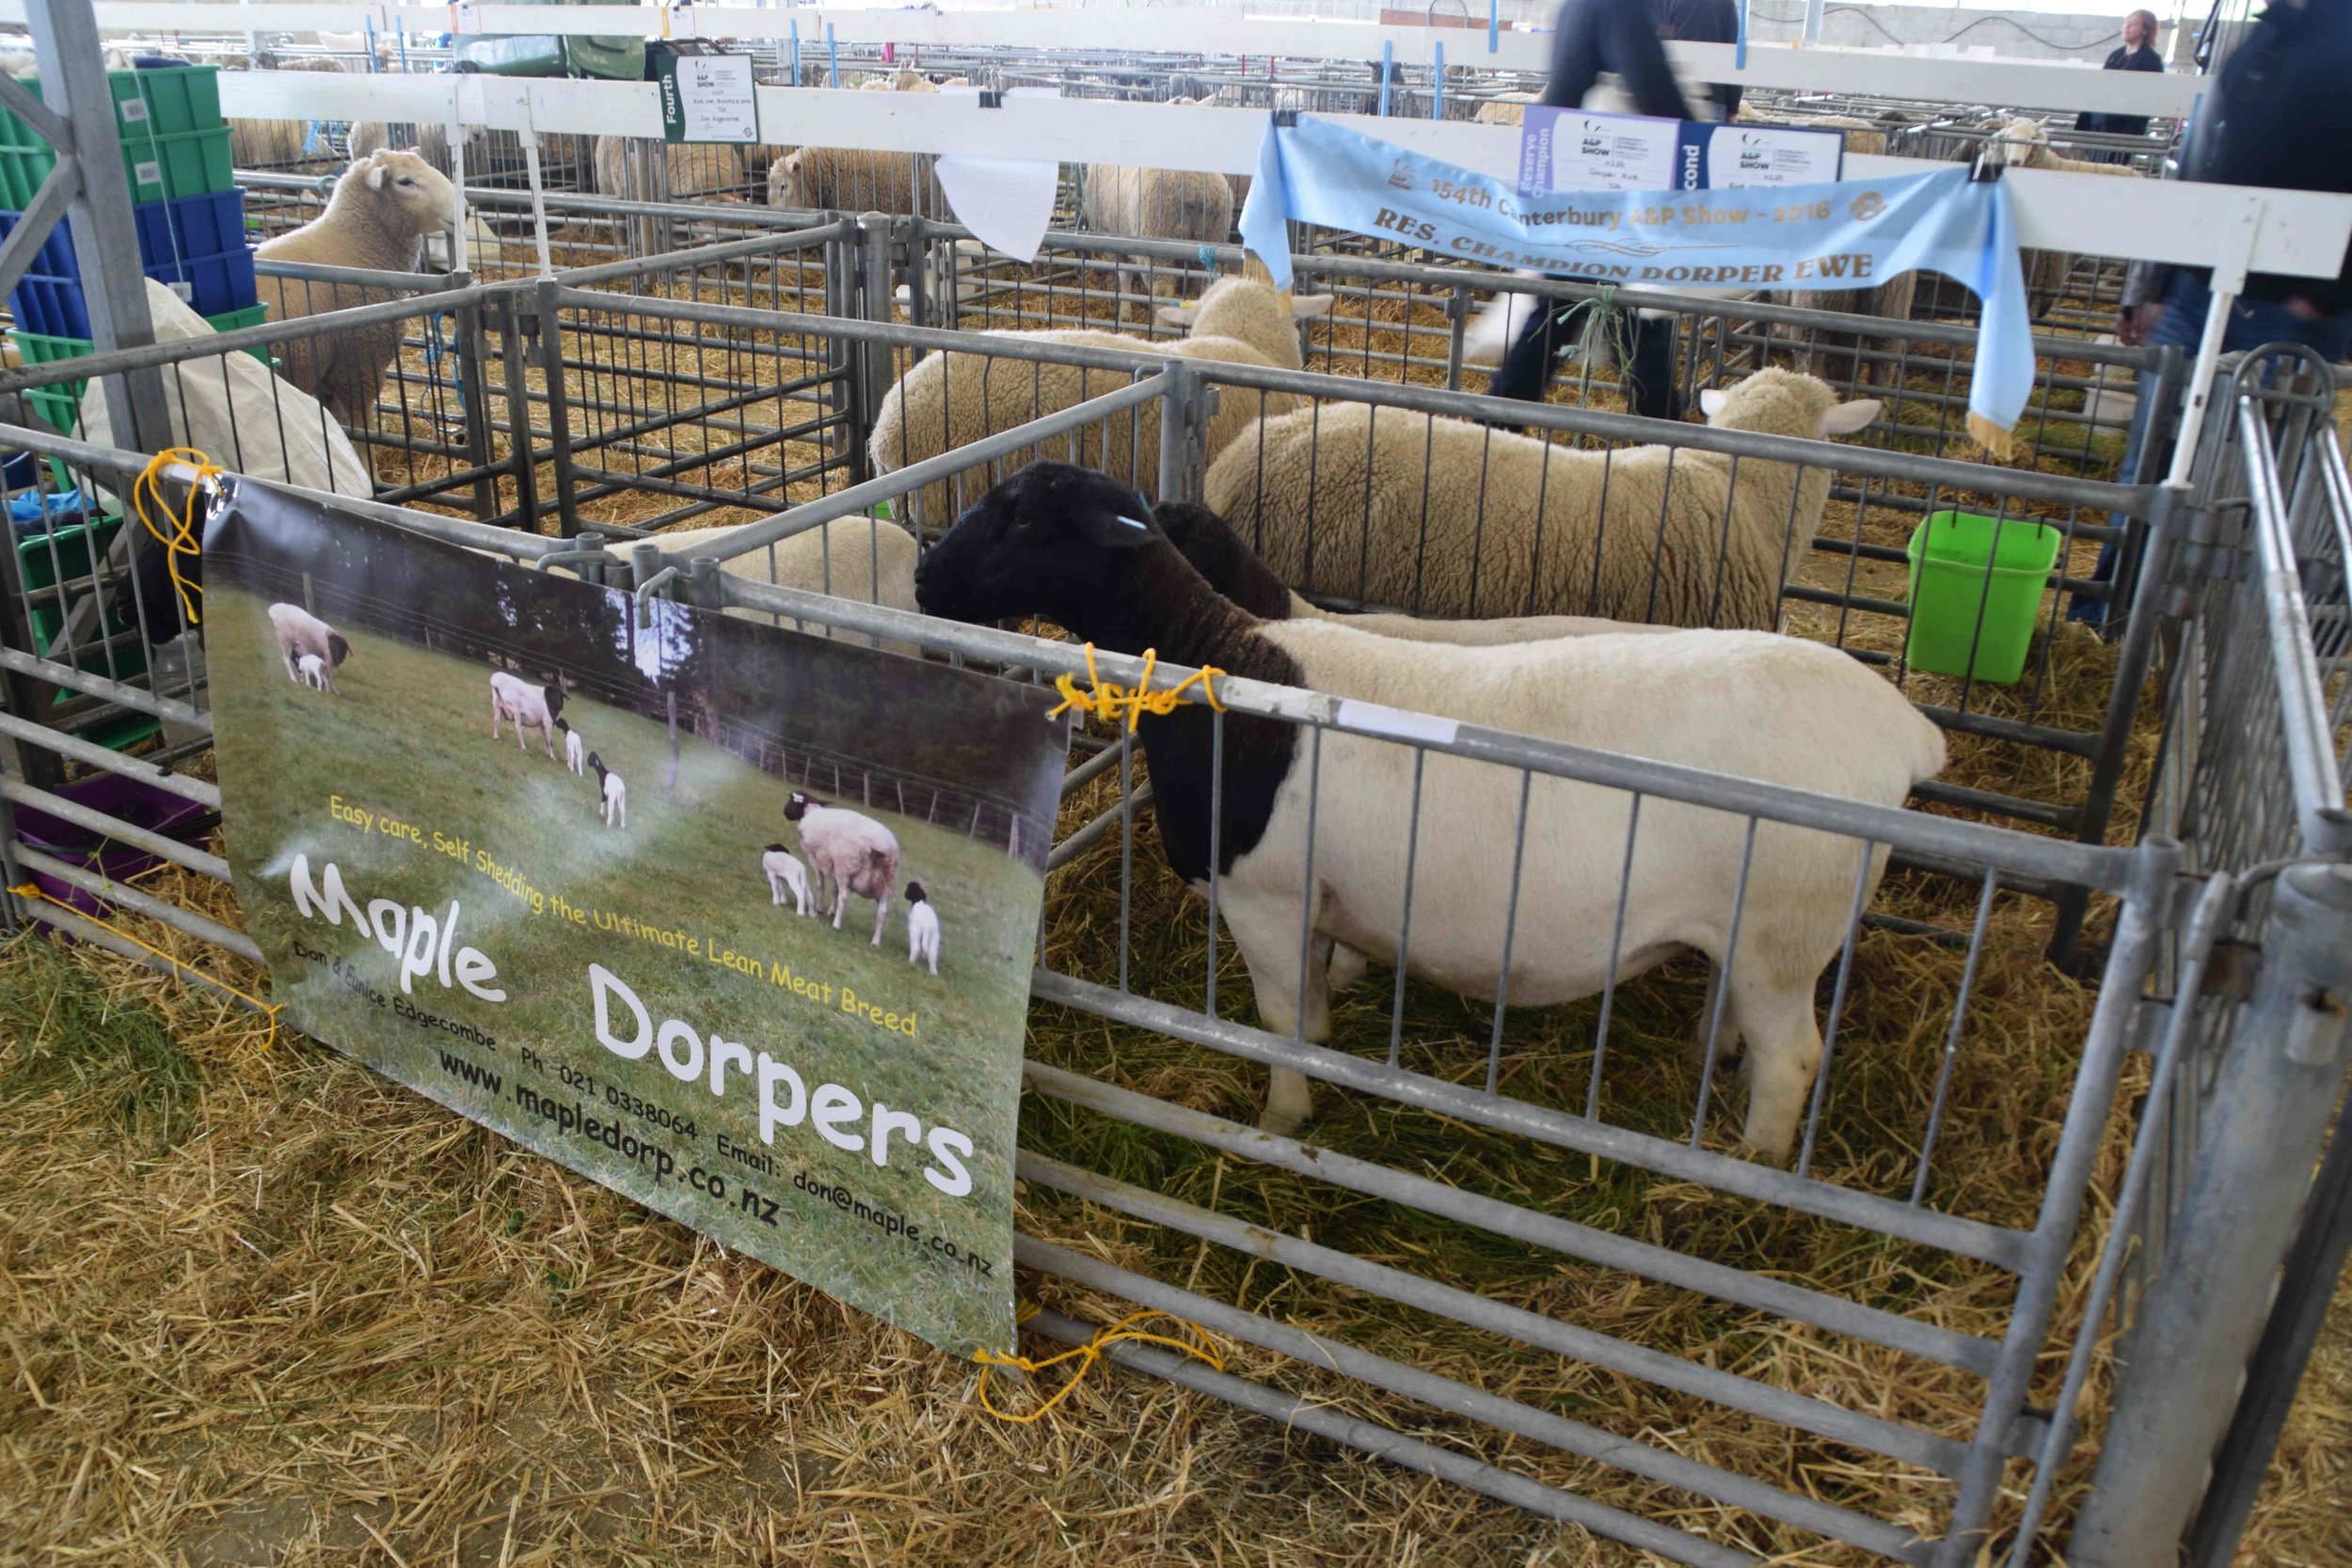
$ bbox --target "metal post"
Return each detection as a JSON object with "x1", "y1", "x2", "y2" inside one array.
[
  {"x1": 853, "y1": 214, "x2": 896, "y2": 470},
  {"x1": 1802, "y1": 0, "x2": 1825, "y2": 43},
  {"x1": 449, "y1": 276, "x2": 497, "y2": 524},
  {"x1": 1157, "y1": 363, "x2": 1200, "y2": 506},
  {"x1": 501, "y1": 291, "x2": 544, "y2": 531},
  {"x1": 533, "y1": 278, "x2": 580, "y2": 533},
  {"x1": 2068, "y1": 863, "x2": 2352, "y2": 1566},
  {"x1": 2185, "y1": 1097, "x2": 2352, "y2": 1566}
]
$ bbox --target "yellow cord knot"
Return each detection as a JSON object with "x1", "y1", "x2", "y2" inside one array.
[
  {"x1": 1045, "y1": 643, "x2": 1226, "y2": 735},
  {"x1": 972, "y1": 1302, "x2": 1224, "y2": 1423},
  {"x1": 130, "y1": 447, "x2": 226, "y2": 629},
  {"x1": 8, "y1": 880, "x2": 279, "y2": 1048}
]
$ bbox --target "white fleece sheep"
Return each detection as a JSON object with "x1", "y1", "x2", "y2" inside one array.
[
  {"x1": 295, "y1": 652, "x2": 335, "y2": 691},
  {"x1": 786, "y1": 790, "x2": 901, "y2": 944},
  {"x1": 1202, "y1": 368, "x2": 1880, "y2": 629},
  {"x1": 589, "y1": 752, "x2": 627, "y2": 830},
  {"x1": 488, "y1": 671, "x2": 564, "y2": 761},
  {"x1": 1982, "y1": 118, "x2": 2142, "y2": 318},
  {"x1": 763, "y1": 842, "x2": 815, "y2": 916},
  {"x1": 75, "y1": 281, "x2": 372, "y2": 504},
  {"x1": 256, "y1": 149, "x2": 458, "y2": 425},
  {"x1": 1082, "y1": 162, "x2": 1233, "y2": 246},
  {"x1": 594, "y1": 137, "x2": 759, "y2": 203},
  {"x1": 269, "y1": 603, "x2": 350, "y2": 685},
  {"x1": 555, "y1": 717, "x2": 586, "y2": 777},
  {"x1": 1473, "y1": 90, "x2": 1538, "y2": 126},
  {"x1": 564, "y1": 515, "x2": 921, "y2": 656},
  {"x1": 904, "y1": 880, "x2": 940, "y2": 976},
  {"x1": 866, "y1": 271, "x2": 1335, "y2": 531},
  {"x1": 916, "y1": 464, "x2": 1949, "y2": 1156}
]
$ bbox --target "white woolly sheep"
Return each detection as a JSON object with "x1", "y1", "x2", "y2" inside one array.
[
  {"x1": 489, "y1": 671, "x2": 565, "y2": 761},
  {"x1": 555, "y1": 716, "x2": 586, "y2": 777},
  {"x1": 763, "y1": 842, "x2": 815, "y2": 916},
  {"x1": 1155, "y1": 499, "x2": 1674, "y2": 646},
  {"x1": 905, "y1": 881, "x2": 940, "y2": 976},
  {"x1": 1473, "y1": 91, "x2": 1538, "y2": 126},
  {"x1": 768, "y1": 145, "x2": 937, "y2": 215},
  {"x1": 256, "y1": 149, "x2": 458, "y2": 425},
  {"x1": 295, "y1": 651, "x2": 334, "y2": 691},
  {"x1": 1082, "y1": 162, "x2": 1233, "y2": 247},
  {"x1": 1201, "y1": 368, "x2": 1881, "y2": 629},
  {"x1": 593, "y1": 137, "x2": 759, "y2": 203},
  {"x1": 1982, "y1": 118, "x2": 2142, "y2": 318},
  {"x1": 77, "y1": 281, "x2": 373, "y2": 503},
  {"x1": 786, "y1": 790, "x2": 901, "y2": 945},
  {"x1": 916, "y1": 463, "x2": 1947, "y2": 1155},
  {"x1": 589, "y1": 752, "x2": 627, "y2": 830},
  {"x1": 867, "y1": 269, "x2": 1336, "y2": 531},
  {"x1": 269, "y1": 603, "x2": 350, "y2": 686}
]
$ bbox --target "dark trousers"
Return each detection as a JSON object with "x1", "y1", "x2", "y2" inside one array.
[{"x1": 1486, "y1": 293, "x2": 1680, "y2": 422}]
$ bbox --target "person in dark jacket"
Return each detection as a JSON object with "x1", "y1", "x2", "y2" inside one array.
[
  {"x1": 2072, "y1": 0, "x2": 2352, "y2": 627},
  {"x1": 2076, "y1": 10, "x2": 2166, "y2": 138},
  {"x1": 1486, "y1": 0, "x2": 1713, "y2": 426}
]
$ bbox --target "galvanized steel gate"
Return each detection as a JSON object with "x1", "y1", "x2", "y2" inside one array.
[{"x1": 0, "y1": 237, "x2": 2343, "y2": 1565}]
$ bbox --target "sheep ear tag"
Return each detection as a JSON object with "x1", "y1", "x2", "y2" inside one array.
[{"x1": 1073, "y1": 505, "x2": 1155, "y2": 550}]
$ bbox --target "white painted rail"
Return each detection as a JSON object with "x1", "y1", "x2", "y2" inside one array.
[
  {"x1": 213, "y1": 71, "x2": 2348, "y2": 279},
  {"x1": 20, "y1": 1, "x2": 2206, "y2": 118}
]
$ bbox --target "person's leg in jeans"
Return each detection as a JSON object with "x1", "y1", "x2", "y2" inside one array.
[
  {"x1": 1486, "y1": 281, "x2": 1583, "y2": 415},
  {"x1": 1622, "y1": 310, "x2": 1680, "y2": 421}
]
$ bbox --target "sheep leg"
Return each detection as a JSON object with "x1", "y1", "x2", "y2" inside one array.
[
  {"x1": 830, "y1": 879, "x2": 847, "y2": 931},
  {"x1": 1327, "y1": 943, "x2": 1370, "y2": 991},
  {"x1": 1682, "y1": 961, "x2": 1744, "y2": 1072},
  {"x1": 491, "y1": 701, "x2": 503, "y2": 741},
  {"x1": 869, "y1": 894, "x2": 890, "y2": 948},
  {"x1": 1217, "y1": 892, "x2": 1330, "y2": 1135},
  {"x1": 1726, "y1": 970, "x2": 1824, "y2": 1163}
]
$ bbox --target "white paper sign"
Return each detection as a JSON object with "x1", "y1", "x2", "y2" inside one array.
[
  {"x1": 1706, "y1": 125, "x2": 1846, "y2": 189},
  {"x1": 1542, "y1": 110, "x2": 1683, "y2": 193},
  {"x1": 662, "y1": 53, "x2": 758, "y2": 145},
  {"x1": 934, "y1": 87, "x2": 1061, "y2": 264}
]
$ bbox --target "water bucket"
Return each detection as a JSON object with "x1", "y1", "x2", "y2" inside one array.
[{"x1": 1903, "y1": 510, "x2": 2064, "y2": 685}]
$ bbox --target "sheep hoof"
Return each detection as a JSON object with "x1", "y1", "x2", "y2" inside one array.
[{"x1": 1256, "y1": 1108, "x2": 1305, "y2": 1138}]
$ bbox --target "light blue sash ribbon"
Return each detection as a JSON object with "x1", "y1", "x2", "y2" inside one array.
[{"x1": 1239, "y1": 115, "x2": 2032, "y2": 445}]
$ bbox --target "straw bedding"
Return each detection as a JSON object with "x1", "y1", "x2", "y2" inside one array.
[{"x1": 0, "y1": 249, "x2": 2340, "y2": 1568}]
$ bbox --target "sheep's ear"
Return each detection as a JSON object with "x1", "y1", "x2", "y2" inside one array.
[
  {"x1": 363, "y1": 158, "x2": 388, "y2": 190},
  {"x1": 1818, "y1": 398, "x2": 1882, "y2": 436},
  {"x1": 1290, "y1": 293, "x2": 1337, "y2": 321},
  {"x1": 1698, "y1": 388, "x2": 1729, "y2": 419},
  {"x1": 1155, "y1": 301, "x2": 1200, "y2": 329}
]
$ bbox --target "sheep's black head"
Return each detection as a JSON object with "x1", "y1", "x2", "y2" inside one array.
[
  {"x1": 327, "y1": 632, "x2": 351, "y2": 668},
  {"x1": 544, "y1": 685, "x2": 566, "y2": 723},
  {"x1": 914, "y1": 462, "x2": 1158, "y2": 627},
  {"x1": 553, "y1": 716, "x2": 570, "y2": 735},
  {"x1": 587, "y1": 752, "x2": 606, "y2": 779},
  {"x1": 1153, "y1": 500, "x2": 1292, "y2": 620},
  {"x1": 784, "y1": 790, "x2": 828, "y2": 822},
  {"x1": 764, "y1": 841, "x2": 789, "y2": 853},
  {"x1": 906, "y1": 881, "x2": 928, "y2": 904}
]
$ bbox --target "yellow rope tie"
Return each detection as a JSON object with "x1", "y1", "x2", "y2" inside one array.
[
  {"x1": 130, "y1": 447, "x2": 226, "y2": 629},
  {"x1": 8, "y1": 881, "x2": 279, "y2": 1047},
  {"x1": 1045, "y1": 642, "x2": 1227, "y2": 735},
  {"x1": 972, "y1": 1300, "x2": 1225, "y2": 1423}
]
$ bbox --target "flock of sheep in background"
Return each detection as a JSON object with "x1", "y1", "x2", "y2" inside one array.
[{"x1": 267, "y1": 602, "x2": 945, "y2": 976}]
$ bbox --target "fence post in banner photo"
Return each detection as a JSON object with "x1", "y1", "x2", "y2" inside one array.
[
  {"x1": 196, "y1": 478, "x2": 1071, "y2": 1361},
  {"x1": 1237, "y1": 114, "x2": 2032, "y2": 454}
]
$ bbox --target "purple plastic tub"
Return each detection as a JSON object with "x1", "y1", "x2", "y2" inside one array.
[{"x1": 11, "y1": 772, "x2": 215, "y2": 931}]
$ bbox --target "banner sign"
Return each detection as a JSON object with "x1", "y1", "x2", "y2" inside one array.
[
  {"x1": 203, "y1": 482, "x2": 1068, "y2": 1358},
  {"x1": 1239, "y1": 114, "x2": 2030, "y2": 446},
  {"x1": 1517, "y1": 108, "x2": 1843, "y2": 195},
  {"x1": 658, "y1": 50, "x2": 758, "y2": 144}
]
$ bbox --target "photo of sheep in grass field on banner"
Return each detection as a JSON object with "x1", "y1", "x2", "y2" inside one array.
[{"x1": 199, "y1": 480, "x2": 1069, "y2": 1358}]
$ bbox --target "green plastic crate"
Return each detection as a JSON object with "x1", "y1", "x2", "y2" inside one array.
[
  {"x1": 19, "y1": 513, "x2": 155, "y2": 743},
  {"x1": 0, "y1": 122, "x2": 232, "y2": 209},
  {"x1": 10, "y1": 301, "x2": 271, "y2": 433},
  {"x1": 17, "y1": 512, "x2": 123, "y2": 593},
  {"x1": 0, "y1": 65, "x2": 222, "y2": 145},
  {"x1": 1903, "y1": 510, "x2": 2065, "y2": 685}
]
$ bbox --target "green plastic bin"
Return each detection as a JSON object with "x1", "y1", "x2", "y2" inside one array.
[
  {"x1": 1903, "y1": 510, "x2": 2064, "y2": 685},
  {"x1": 0, "y1": 122, "x2": 232, "y2": 209},
  {"x1": 16, "y1": 512, "x2": 156, "y2": 745},
  {"x1": 11, "y1": 301, "x2": 271, "y2": 433},
  {"x1": 0, "y1": 65, "x2": 222, "y2": 146}
]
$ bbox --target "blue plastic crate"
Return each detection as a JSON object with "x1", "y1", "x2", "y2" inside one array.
[
  {"x1": 131, "y1": 189, "x2": 246, "y2": 264},
  {"x1": 0, "y1": 194, "x2": 255, "y2": 336}
]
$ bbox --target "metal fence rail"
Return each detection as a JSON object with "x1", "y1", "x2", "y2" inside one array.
[{"x1": 0, "y1": 257, "x2": 2340, "y2": 1568}]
